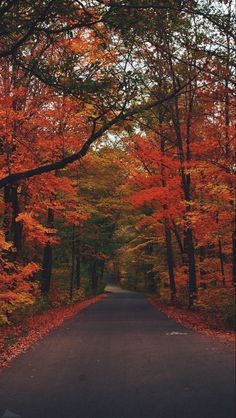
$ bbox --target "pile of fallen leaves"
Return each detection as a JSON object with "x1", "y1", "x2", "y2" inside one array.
[
  {"x1": 148, "y1": 296, "x2": 235, "y2": 344},
  {"x1": 0, "y1": 294, "x2": 107, "y2": 370}
]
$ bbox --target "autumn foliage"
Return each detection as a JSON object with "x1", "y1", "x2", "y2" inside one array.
[{"x1": 0, "y1": 1, "x2": 235, "y2": 332}]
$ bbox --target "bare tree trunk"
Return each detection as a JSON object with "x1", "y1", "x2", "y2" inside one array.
[
  {"x1": 70, "y1": 225, "x2": 75, "y2": 300},
  {"x1": 172, "y1": 222, "x2": 185, "y2": 264},
  {"x1": 160, "y1": 131, "x2": 176, "y2": 301},
  {"x1": 41, "y1": 208, "x2": 54, "y2": 294},
  {"x1": 3, "y1": 185, "x2": 12, "y2": 242},
  {"x1": 218, "y1": 240, "x2": 225, "y2": 286},
  {"x1": 11, "y1": 185, "x2": 22, "y2": 255},
  {"x1": 91, "y1": 260, "x2": 98, "y2": 291},
  {"x1": 174, "y1": 98, "x2": 197, "y2": 308},
  {"x1": 3, "y1": 184, "x2": 22, "y2": 259},
  {"x1": 232, "y1": 221, "x2": 236, "y2": 287},
  {"x1": 199, "y1": 246, "x2": 207, "y2": 289},
  {"x1": 224, "y1": 4, "x2": 235, "y2": 287},
  {"x1": 185, "y1": 228, "x2": 197, "y2": 308},
  {"x1": 76, "y1": 235, "x2": 81, "y2": 289},
  {"x1": 164, "y1": 222, "x2": 176, "y2": 301}
]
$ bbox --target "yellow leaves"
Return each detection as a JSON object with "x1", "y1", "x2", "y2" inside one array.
[
  {"x1": 126, "y1": 240, "x2": 155, "y2": 253},
  {"x1": 83, "y1": 103, "x2": 100, "y2": 118},
  {"x1": 210, "y1": 184, "x2": 231, "y2": 201},
  {"x1": 0, "y1": 261, "x2": 40, "y2": 324},
  {"x1": 0, "y1": 231, "x2": 12, "y2": 253},
  {"x1": 0, "y1": 314, "x2": 9, "y2": 326}
]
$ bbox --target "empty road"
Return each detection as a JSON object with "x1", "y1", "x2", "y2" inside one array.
[{"x1": 0, "y1": 284, "x2": 235, "y2": 418}]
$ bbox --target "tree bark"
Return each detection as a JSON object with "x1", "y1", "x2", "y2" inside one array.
[
  {"x1": 184, "y1": 228, "x2": 197, "y2": 308},
  {"x1": 232, "y1": 224, "x2": 236, "y2": 287},
  {"x1": 75, "y1": 255, "x2": 81, "y2": 289},
  {"x1": 172, "y1": 90, "x2": 197, "y2": 308},
  {"x1": 3, "y1": 185, "x2": 12, "y2": 242},
  {"x1": 41, "y1": 208, "x2": 54, "y2": 294},
  {"x1": 11, "y1": 185, "x2": 22, "y2": 255},
  {"x1": 91, "y1": 260, "x2": 98, "y2": 291},
  {"x1": 160, "y1": 132, "x2": 176, "y2": 301},
  {"x1": 76, "y1": 237, "x2": 81, "y2": 289},
  {"x1": 70, "y1": 225, "x2": 75, "y2": 300},
  {"x1": 172, "y1": 222, "x2": 185, "y2": 263},
  {"x1": 218, "y1": 239, "x2": 225, "y2": 286},
  {"x1": 164, "y1": 223, "x2": 176, "y2": 300},
  {"x1": 199, "y1": 246, "x2": 207, "y2": 288},
  {"x1": 3, "y1": 184, "x2": 22, "y2": 259}
]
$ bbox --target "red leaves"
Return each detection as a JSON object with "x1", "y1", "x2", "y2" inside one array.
[{"x1": 148, "y1": 296, "x2": 235, "y2": 344}]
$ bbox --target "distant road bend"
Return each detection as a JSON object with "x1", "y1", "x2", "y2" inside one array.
[{"x1": 0, "y1": 280, "x2": 235, "y2": 418}]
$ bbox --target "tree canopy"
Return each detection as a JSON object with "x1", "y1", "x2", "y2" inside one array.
[{"x1": 0, "y1": 0, "x2": 235, "y2": 326}]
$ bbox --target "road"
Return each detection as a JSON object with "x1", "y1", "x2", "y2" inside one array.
[{"x1": 0, "y1": 284, "x2": 235, "y2": 418}]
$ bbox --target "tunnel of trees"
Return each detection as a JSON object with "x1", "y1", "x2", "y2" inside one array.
[{"x1": 0, "y1": 0, "x2": 235, "y2": 328}]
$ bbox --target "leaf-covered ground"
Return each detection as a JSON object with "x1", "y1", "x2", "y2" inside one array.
[
  {"x1": 148, "y1": 296, "x2": 235, "y2": 344},
  {"x1": 0, "y1": 294, "x2": 107, "y2": 371}
]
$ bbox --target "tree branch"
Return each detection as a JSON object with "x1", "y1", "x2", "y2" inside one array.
[{"x1": 0, "y1": 83, "x2": 189, "y2": 188}]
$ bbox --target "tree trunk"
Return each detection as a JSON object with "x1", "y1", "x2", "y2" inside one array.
[
  {"x1": 41, "y1": 208, "x2": 54, "y2": 294},
  {"x1": 218, "y1": 240, "x2": 225, "y2": 286},
  {"x1": 91, "y1": 260, "x2": 98, "y2": 291},
  {"x1": 75, "y1": 234, "x2": 81, "y2": 289},
  {"x1": 172, "y1": 222, "x2": 185, "y2": 264},
  {"x1": 99, "y1": 259, "x2": 105, "y2": 281},
  {"x1": 70, "y1": 225, "x2": 75, "y2": 300},
  {"x1": 199, "y1": 246, "x2": 207, "y2": 288},
  {"x1": 3, "y1": 185, "x2": 12, "y2": 242},
  {"x1": 147, "y1": 270, "x2": 156, "y2": 293},
  {"x1": 160, "y1": 133, "x2": 176, "y2": 301},
  {"x1": 164, "y1": 223, "x2": 176, "y2": 301},
  {"x1": 11, "y1": 185, "x2": 22, "y2": 255},
  {"x1": 185, "y1": 228, "x2": 197, "y2": 308},
  {"x1": 232, "y1": 226, "x2": 236, "y2": 287},
  {"x1": 3, "y1": 184, "x2": 22, "y2": 259},
  {"x1": 170, "y1": 73, "x2": 197, "y2": 308}
]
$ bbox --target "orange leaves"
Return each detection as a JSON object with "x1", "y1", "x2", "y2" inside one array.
[
  {"x1": 0, "y1": 261, "x2": 40, "y2": 325},
  {"x1": 64, "y1": 210, "x2": 89, "y2": 227},
  {"x1": 13, "y1": 262, "x2": 40, "y2": 282},
  {"x1": 0, "y1": 261, "x2": 40, "y2": 285},
  {"x1": 63, "y1": 26, "x2": 117, "y2": 72},
  {"x1": 16, "y1": 212, "x2": 59, "y2": 246},
  {"x1": 0, "y1": 63, "x2": 93, "y2": 181}
]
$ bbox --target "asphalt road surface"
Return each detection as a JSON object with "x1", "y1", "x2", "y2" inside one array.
[{"x1": 0, "y1": 284, "x2": 235, "y2": 418}]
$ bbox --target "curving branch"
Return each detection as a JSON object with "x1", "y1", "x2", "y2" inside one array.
[{"x1": 0, "y1": 82, "x2": 191, "y2": 189}]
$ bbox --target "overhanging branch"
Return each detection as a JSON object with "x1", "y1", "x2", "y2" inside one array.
[{"x1": 0, "y1": 75, "x2": 198, "y2": 189}]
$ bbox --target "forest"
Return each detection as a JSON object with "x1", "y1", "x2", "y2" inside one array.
[{"x1": 0, "y1": 0, "x2": 235, "y2": 338}]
